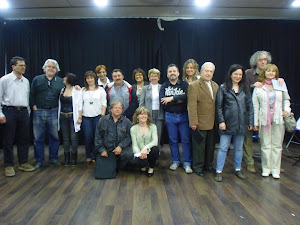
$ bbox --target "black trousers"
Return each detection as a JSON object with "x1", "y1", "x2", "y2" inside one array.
[
  {"x1": 60, "y1": 113, "x2": 78, "y2": 153},
  {"x1": 192, "y1": 129, "x2": 215, "y2": 172},
  {"x1": 2, "y1": 107, "x2": 30, "y2": 167},
  {"x1": 134, "y1": 146, "x2": 159, "y2": 168}
]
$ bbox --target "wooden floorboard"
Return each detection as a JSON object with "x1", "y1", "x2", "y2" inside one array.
[{"x1": 0, "y1": 143, "x2": 300, "y2": 225}]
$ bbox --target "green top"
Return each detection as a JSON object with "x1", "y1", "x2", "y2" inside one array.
[
  {"x1": 130, "y1": 123, "x2": 158, "y2": 153},
  {"x1": 30, "y1": 74, "x2": 64, "y2": 108}
]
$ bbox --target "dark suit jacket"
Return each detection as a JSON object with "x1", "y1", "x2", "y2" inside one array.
[{"x1": 187, "y1": 77, "x2": 219, "y2": 130}]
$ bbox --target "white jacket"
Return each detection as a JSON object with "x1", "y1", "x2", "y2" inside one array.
[
  {"x1": 58, "y1": 87, "x2": 82, "y2": 132},
  {"x1": 252, "y1": 85, "x2": 291, "y2": 127}
]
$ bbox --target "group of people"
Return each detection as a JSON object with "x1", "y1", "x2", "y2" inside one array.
[{"x1": 0, "y1": 50, "x2": 291, "y2": 181}]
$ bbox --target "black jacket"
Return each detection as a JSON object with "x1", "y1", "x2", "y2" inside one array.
[
  {"x1": 216, "y1": 84, "x2": 254, "y2": 136},
  {"x1": 94, "y1": 114, "x2": 132, "y2": 155}
]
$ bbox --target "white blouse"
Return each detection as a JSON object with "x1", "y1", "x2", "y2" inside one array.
[{"x1": 81, "y1": 87, "x2": 107, "y2": 117}]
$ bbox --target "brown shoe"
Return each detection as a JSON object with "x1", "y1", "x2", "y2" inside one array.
[
  {"x1": 18, "y1": 163, "x2": 35, "y2": 172},
  {"x1": 5, "y1": 167, "x2": 15, "y2": 177},
  {"x1": 280, "y1": 168, "x2": 285, "y2": 173},
  {"x1": 247, "y1": 164, "x2": 256, "y2": 173}
]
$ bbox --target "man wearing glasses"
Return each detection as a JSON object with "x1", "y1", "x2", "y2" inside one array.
[
  {"x1": 0, "y1": 56, "x2": 35, "y2": 176},
  {"x1": 30, "y1": 59, "x2": 64, "y2": 169}
]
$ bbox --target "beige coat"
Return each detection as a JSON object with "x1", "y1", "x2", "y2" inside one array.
[{"x1": 188, "y1": 77, "x2": 219, "y2": 130}]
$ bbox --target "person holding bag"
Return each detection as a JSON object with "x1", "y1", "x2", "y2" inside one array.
[{"x1": 253, "y1": 64, "x2": 291, "y2": 179}]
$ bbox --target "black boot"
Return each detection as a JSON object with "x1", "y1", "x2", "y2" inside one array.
[
  {"x1": 71, "y1": 152, "x2": 77, "y2": 166},
  {"x1": 64, "y1": 152, "x2": 70, "y2": 166}
]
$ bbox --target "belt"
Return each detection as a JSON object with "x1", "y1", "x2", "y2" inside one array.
[
  {"x1": 40, "y1": 106, "x2": 56, "y2": 109},
  {"x1": 2, "y1": 105, "x2": 27, "y2": 110},
  {"x1": 166, "y1": 111, "x2": 186, "y2": 114}
]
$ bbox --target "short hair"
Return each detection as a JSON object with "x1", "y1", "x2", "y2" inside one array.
[
  {"x1": 109, "y1": 100, "x2": 124, "y2": 113},
  {"x1": 167, "y1": 64, "x2": 179, "y2": 72},
  {"x1": 249, "y1": 51, "x2": 272, "y2": 68},
  {"x1": 132, "y1": 68, "x2": 147, "y2": 82},
  {"x1": 64, "y1": 73, "x2": 77, "y2": 86},
  {"x1": 42, "y1": 59, "x2": 60, "y2": 73},
  {"x1": 10, "y1": 56, "x2": 25, "y2": 66},
  {"x1": 224, "y1": 64, "x2": 249, "y2": 94},
  {"x1": 95, "y1": 65, "x2": 107, "y2": 73},
  {"x1": 182, "y1": 59, "x2": 200, "y2": 81},
  {"x1": 148, "y1": 68, "x2": 161, "y2": 79},
  {"x1": 132, "y1": 106, "x2": 153, "y2": 126},
  {"x1": 112, "y1": 69, "x2": 123, "y2": 76},
  {"x1": 200, "y1": 62, "x2": 215, "y2": 71},
  {"x1": 258, "y1": 64, "x2": 279, "y2": 83},
  {"x1": 83, "y1": 70, "x2": 98, "y2": 90}
]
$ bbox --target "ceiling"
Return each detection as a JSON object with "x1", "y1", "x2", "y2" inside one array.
[{"x1": 0, "y1": 0, "x2": 299, "y2": 20}]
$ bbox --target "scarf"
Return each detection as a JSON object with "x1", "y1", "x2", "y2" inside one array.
[{"x1": 264, "y1": 79, "x2": 276, "y2": 131}]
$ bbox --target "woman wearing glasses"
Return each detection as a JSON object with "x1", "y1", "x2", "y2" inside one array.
[{"x1": 132, "y1": 68, "x2": 149, "y2": 103}]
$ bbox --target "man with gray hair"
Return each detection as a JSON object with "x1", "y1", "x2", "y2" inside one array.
[
  {"x1": 30, "y1": 59, "x2": 64, "y2": 169},
  {"x1": 244, "y1": 51, "x2": 284, "y2": 173},
  {"x1": 188, "y1": 62, "x2": 219, "y2": 177}
]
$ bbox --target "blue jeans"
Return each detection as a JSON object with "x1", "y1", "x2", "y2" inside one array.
[
  {"x1": 82, "y1": 115, "x2": 100, "y2": 159},
  {"x1": 165, "y1": 112, "x2": 192, "y2": 167},
  {"x1": 216, "y1": 134, "x2": 245, "y2": 172},
  {"x1": 33, "y1": 108, "x2": 60, "y2": 164}
]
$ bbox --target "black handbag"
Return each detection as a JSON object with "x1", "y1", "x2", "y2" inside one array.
[{"x1": 95, "y1": 152, "x2": 117, "y2": 179}]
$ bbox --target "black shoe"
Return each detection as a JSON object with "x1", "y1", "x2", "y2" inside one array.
[
  {"x1": 195, "y1": 171, "x2": 204, "y2": 177},
  {"x1": 64, "y1": 152, "x2": 70, "y2": 166},
  {"x1": 50, "y1": 160, "x2": 61, "y2": 166},
  {"x1": 205, "y1": 167, "x2": 216, "y2": 173},
  {"x1": 71, "y1": 152, "x2": 77, "y2": 166},
  {"x1": 214, "y1": 173, "x2": 222, "y2": 182},
  {"x1": 34, "y1": 162, "x2": 44, "y2": 169},
  {"x1": 140, "y1": 168, "x2": 147, "y2": 174},
  {"x1": 235, "y1": 170, "x2": 246, "y2": 179},
  {"x1": 147, "y1": 171, "x2": 154, "y2": 177}
]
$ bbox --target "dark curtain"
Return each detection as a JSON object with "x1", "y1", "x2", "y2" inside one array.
[
  {"x1": 3, "y1": 18, "x2": 300, "y2": 115},
  {"x1": 0, "y1": 18, "x2": 4, "y2": 76}
]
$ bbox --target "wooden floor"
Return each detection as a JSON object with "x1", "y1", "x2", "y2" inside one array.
[{"x1": 0, "y1": 143, "x2": 300, "y2": 225}]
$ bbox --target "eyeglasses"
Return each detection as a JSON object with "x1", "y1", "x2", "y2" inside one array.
[
  {"x1": 135, "y1": 73, "x2": 143, "y2": 77},
  {"x1": 259, "y1": 58, "x2": 268, "y2": 62}
]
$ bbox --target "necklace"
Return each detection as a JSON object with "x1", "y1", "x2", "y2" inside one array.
[{"x1": 88, "y1": 89, "x2": 95, "y2": 105}]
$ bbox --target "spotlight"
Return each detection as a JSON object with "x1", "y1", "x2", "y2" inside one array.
[
  {"x1": 195, "y1": 0, "x2": 211, "y2": 7},
  {"x1": 94, "y1": 0, "x2": 108, "y2": 7},
  {"x1": 291, "y1": 0, "x2": 300, "y2": 7},
  {"x1": 0, "y1": 0, "x2": 9, "y2": 9}
]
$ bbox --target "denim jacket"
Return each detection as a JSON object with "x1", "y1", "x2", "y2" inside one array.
[{"x1": 94, "y1": 114, "x2": 132, "y2": 155}]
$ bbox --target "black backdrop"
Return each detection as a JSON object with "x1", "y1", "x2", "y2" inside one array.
[{"x1": 1, "y1": 18, "x2": 300, "y2": 115}]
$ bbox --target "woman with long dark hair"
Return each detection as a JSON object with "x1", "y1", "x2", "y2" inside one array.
[{"x1": 215, "y1": 64, "x2": 254, "y2": 182}]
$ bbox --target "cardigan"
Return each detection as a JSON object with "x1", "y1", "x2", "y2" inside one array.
[{"x1": 130, "y1": 123, "x2": 158, "y2": 154}]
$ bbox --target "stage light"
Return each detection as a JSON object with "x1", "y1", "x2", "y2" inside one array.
[
  {"x1": 195, "y1": 0, "x2": 211, "y2": 7},
  {"x1": 94, "y1": 0, "x2": 108, "y2": 7},
  {"x1": 291, "y1": 0, "x2": 300, "y2": 7},
  {"x1": 0, "y1": 0, "x2": 9, "y2": 9}
]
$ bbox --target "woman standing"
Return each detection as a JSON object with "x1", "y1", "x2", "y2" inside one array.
[
  {"x1": 139, "y1": 68, "x2": 164, "y2": 148},
  {"x1": 215, "y1": 64, "x2": 254, "y2": 182},
  {"x1": 81, "y1": 71, "x2": 107, "y2": 163},
  {"x1": 130, "y1": 107, "x2": 159, "y2": 177},
  {"x1": 132, "y1": 68, "x2": 148, "y2": 103},
  {"x1": 59, "y1": 73, "x2": 82, "y2": 166},
  {"x1": 253, "y1": 64, "x2": 291, "y2": 179},
  {"x1": 182, "y1": 59, "x2": 200, "y2": 84},
  {"x1": 95, "y1": 65, "x2": 110, "y2": 89}
]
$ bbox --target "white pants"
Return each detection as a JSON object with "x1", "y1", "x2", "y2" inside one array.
[{"x1": 260, "y1": 123, "x2": 285, "y2": 175}]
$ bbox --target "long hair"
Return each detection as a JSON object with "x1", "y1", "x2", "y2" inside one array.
[
  {"x1": 132, "y1": 107, "x2": 153, "y2": 126},
  {"x1": 83, "y1": 70, "x2": 98, "y2": 90},
  {"x1": 257, "y1": 64, "x2": 279, "y2": 84},
  {"x1": 224, "y1": 64, "x2": 249, "y2": 93},
  {"x1": 182, "y1": 59, "x2": 200, "y2": 81}
]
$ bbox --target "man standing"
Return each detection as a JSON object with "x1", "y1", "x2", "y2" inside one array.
[
  {"x1": 0, "y1": 56, "x2": 35, "y2": 177},
  {"x1": 159, "y1": 64, "x2": 192, "y2": 174},
  {"x1": 188, "y1": 62, "x2": 219, "y2": 177},
  {"x1": 30, "y1": 59, "x2": 64, "y2": 169},
  {"x1": 106, "y1": 69, "x2": 137, "y2": 120},
  {"x1": 94, "y1": 101, "x2": 132, "y2": 171}
]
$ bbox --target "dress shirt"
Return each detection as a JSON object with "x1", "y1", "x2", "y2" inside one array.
[
  {"x1": 205, "y1": 80, "x2": 214, "y2": 99},
  {"x1": 0, "y1": 72, "x2": 30, "y2": 117}
]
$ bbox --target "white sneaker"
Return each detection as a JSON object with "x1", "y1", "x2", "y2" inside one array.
[
  {"x1": 169, "y1": 163, "x2": 179, "y2": 171},
  {"x1": 184, "y1": 165, "x2": 193, "y2": 174},
  {"x1": 272, "y1": 174, "x2": 280, "y2": 179}
]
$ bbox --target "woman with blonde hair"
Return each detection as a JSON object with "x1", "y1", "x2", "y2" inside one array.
[
  {"x1": 253, "y1": 64, "x2": 291, "y2": 179},
  {"x1": 183, "y1": 59, "x2": 200, "y2": 84},
  {"x1": 130, "y1": 107, "x2": 159, "y2": 177}
]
